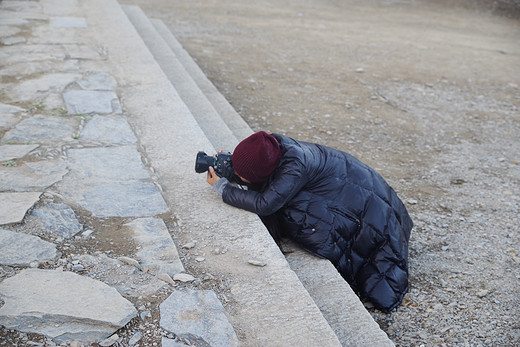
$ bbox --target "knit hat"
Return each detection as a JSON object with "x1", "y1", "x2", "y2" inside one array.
[{"x1": 232, "y1": 131, "x2": 282, "y2": 183}]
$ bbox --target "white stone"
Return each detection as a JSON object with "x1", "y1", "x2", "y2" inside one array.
[
  {"x1": 0, "y1": 229, "x2": 56, "y2": 266},
  {"x1": 98, "y1": 333, "x2": 119, "y2": 346},
  {"x1": 0, "y1": 192, "x2": 41, "y2": 225},
  {"x1": 182, "y1": 241, "x2": 196, "y2": 249},
  {"x1": 0, "y1": 144, "x2": 39, "y2": 162},
  {"x1": 173, "y1": 274, "x2": 195, "y2": 283},
  {"x1": 248, "y1": 259, "x2": 267, "y2": 267},
  {"x1": 157, "y1": 273, "x2": 176, "y2": 286},
  {"x1": 0, "y1": 269, "x2": 137, "y2": 344},
  {"x1": 118, "y1": 256, "x2": 141, "y2": 270}
]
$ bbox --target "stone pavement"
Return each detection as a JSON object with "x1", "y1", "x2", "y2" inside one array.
[
  {"x1": 0, "y1": 1, "x2": 230, "y2": 345},
  {"x1": 0, "y1": 0, "x2": 394, "y2": 346}
]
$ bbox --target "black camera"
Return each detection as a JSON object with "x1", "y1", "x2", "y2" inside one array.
[{"x1": 195, "y1": 151, "x2": 235, "y2": 181}]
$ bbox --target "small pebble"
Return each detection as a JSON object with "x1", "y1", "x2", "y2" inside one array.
[
  {"x1": 173, "y1": 273, "x2": 195, "y2": 282},
  {"x1": 248, "y1": 259, "x2": 267, "y2": 267},
  {"x1": 156, "y1": 273, "x2": 176, "y2": 286},
  {"x1": 182, "y1": 241, "x2": 196, "y2": 249}
]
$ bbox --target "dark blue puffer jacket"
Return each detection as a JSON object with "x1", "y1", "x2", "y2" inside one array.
[{"x1": 222, "y1": 134, "x2": 413, "y2": 312}]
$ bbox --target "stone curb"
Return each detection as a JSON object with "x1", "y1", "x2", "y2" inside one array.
[{"x1": 122, "y1": 5, "x2": 239, "y2": 152}]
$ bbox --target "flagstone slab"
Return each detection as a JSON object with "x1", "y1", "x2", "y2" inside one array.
[
  {"x1": 0, "y1": 18, "x2": 30, "y2": 26},
  {"x1": 41, "y1": 0, "x2": 80, "y2": 16},
  {"x1": 0, "y1": 114, "x2": 22, "y2": 129},
  {"x1": 1, "y1": 114, "x2": 77, "y2": 144},
  {"x1": 0, "y1": 103, "x2": 25, "y2": 113},
  {"x1": 78, "y1": 253, "x2": 167, "y2": 298},
  {"x1": 0, "y1": 160, "x2": 68, "y2": 191},
  {"x1": 80, "y1": 116, "x2": 137, "y2": 144},
  {"x1": 160, "y1": 289, "x2": 239, "y2": 347},
  {"x1": 0, "y1": 26, "x2": 22, "y2": 37},
  {"x1": 74, "y1": 181, "x2": 168, "y2": 217},
  {"x1": 8, "y1": 73, "x2": 81, "y2": 102},
  {"x1": 1, "y1": 36, "x2": 27, "y2": 45},
  {"x1": 0, "y1": 192, "x2": 42, "y2": 225},
  {"x1": 0, "y1": 104, "x2": 24, "y2": 129},
  {"x1": 0, "y1": 60, "x2": 80, "y2": 80},
  {"x1": 0, "y1": 1, "x2": 42, "y2": 11},
  {"x1": 0, "y1": 229, "x2": 56, "y2": 266},
  {"x1": 67, "y1": 146, "x2": 148, "y2": 180},
  {"x1": 30, "y1": 26, "x2": 78, "y2": 44},
  {"x1": 63, "y1": 90, "x2": 122, "y2": 114},
  {"x1": 63, "y1": 44, "x2": 103, "y2": 60},
  {"x1": 125, "y1": 217, "x2": 184, "y2": 276},
  {"x1": 162, "y1": 338, "x2": 188, "y2": 347},
  {"x1": 0, "y1": 268, "x2": 137, "y2": 344},
  {"x1": 0, "y1": 45, "x2": 67, "y2": 65},
  {"x1": 50, "y1": 17, "x2": 87, "y2": 28},
  {"x1": 30, "y1": 203, "x2": 82, "y2": 239},
  {"x1": 0, "y1": 144, "x2": 39, "y2": 162},
  {"x1": 77, "y1": 73, "x2": 117, "y2": 91}
]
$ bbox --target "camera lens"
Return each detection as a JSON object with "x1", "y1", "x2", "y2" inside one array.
[{"x1": 195, "y1": 151, "x2": 217, "y2": 173}]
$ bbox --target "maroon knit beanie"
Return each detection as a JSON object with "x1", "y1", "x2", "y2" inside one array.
[{"x1": 232, "y1": 131, "x2": 282, "y2": 183}]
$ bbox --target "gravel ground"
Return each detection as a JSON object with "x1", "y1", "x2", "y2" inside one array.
[{"x1": 125, "y1": 0, "x2": 520, "y2": 345}]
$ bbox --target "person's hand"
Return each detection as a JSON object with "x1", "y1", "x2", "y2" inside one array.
[{"x1": 206, "y1": 166, "x2": 221, "y2": 186}]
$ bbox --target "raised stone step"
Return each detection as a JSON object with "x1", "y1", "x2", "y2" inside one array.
[
  {"x1": 107, "y1": 2, "x2": 342, "y2": 346},
  {"x1": 285, "y1": 241, "x2": 395, "y2": 346},
  {"x1": 122, "y1": 5, "x2": 239, "y2": 152},
  {"x1": 150, "y1": 19, "x2": 253, "y2": 142}
]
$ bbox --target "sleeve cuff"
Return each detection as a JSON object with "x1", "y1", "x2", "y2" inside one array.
[{"x1": 213, "y1": 177, "x2": 229, "y2": 196}]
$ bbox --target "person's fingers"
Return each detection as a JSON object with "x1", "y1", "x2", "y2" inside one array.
[{"x1": 207, "y1": 167, "x2": 216, "y2": 186}]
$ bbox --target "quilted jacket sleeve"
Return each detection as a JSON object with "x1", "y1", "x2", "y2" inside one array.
[{"x1": 222, "y1": 158, "x2": 308, "y2": 216}]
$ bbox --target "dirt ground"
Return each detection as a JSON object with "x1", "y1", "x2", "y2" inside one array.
[{"x1": 122, "y1": 0, "x2": 520, "y2": 345}]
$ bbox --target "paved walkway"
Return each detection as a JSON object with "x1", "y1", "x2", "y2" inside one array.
[{"x1": 0, "y1": 1, "x2": 234, "y2": 345}]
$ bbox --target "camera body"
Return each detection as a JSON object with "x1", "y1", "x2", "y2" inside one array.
[{"x1": 195, "y1": 151, "x2": 235, "y2": 181}]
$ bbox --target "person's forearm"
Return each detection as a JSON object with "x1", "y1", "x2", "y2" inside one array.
[{"x1": 212, "y1": 177, "x2": 229, "y2": 196}]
